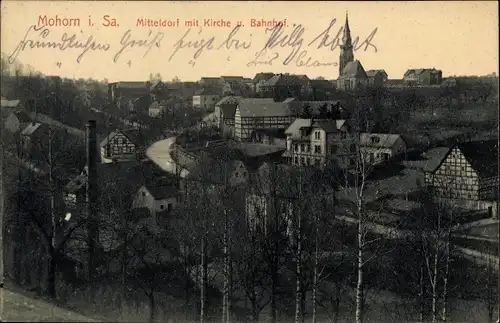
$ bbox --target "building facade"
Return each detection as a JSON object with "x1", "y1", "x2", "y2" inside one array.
[
  {"x1": 100, "y1": 129, "x2": 147, "y2": 163},
  {"x1": 359, "y1": 133, "x2": 407, "y2": 166},
  {"x1": 403, "y1": 69, "x2": 443, "y2": 86},
  {"x1": 234, "y1": 99, "x2": 296, "y2": 141},
  {"x1": 192, "y1": 88, "x2": 221, "y2": 110},
  {"x1": 283, "y1": 118, "x2": 351, "y2": 168},
  {"x1": 424, "y1": 140, "x2": 498, "y2": 217},
  {"x1": 366, "y1": 70, "x2": 389, "y2": 87}
]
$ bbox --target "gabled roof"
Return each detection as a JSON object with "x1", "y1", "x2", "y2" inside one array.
[
  {"x1": 285, "y1": 118, "x2": 347, "y2": 138},
  {"x1": 253, "y1": 72, "x2": 275, "y2": 83},
  {"x1": 404, "y1": 68, "x2": 442, "y2": 76},
  {"x1": 456, "y1": 140, "x2": 498, "y2": 177},
  {"x1": 216, "y1": 96, "x2": 243, "y2": 106},
  {"x1": 100, "y1": 128, "x2": 148, "y2": 147},
  {"x1": 359, "y1": 133, "x2": 405, "y2": 149},
  {"x1": 366, "y1": 69, "x2": 388, "y2": 78},
  {"x1": 194, "y1": 87, "x2": 221, "y2": 96},
  {"x1": 144, "y1": 183, "x2": 179, "y2": 200},
  {"x1": 341, "y1": 60, "x2": 368, "y2": 79},
  {"x1": 262, "y1": 73, "x2": 310, "y2": 87},
  {"x1": 237, "y1": 98, "x2": 290, "y2": 117}
]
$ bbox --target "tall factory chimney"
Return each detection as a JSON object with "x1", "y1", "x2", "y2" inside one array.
[{"x1": 86, "y1": 120, "x2": 98, "y2": 280}]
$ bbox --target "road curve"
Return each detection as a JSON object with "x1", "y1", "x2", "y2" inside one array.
[{"x1": 146, "y1": 136, "x2": 189, "y2": 178}]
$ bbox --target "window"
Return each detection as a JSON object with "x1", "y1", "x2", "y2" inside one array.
[
  {"x1": 314, "y1": 145, "x2": 321, "y2": 154},
  {"x1": 341, "y1": 132, "x2": 347, "y2": 139},
  {"x1": 314, "y1": 131, "x2": 321, "y2": 140},
  {"x1": 300, "y1": 144, "x2": 305, "y2": 152},
  {"x1": 294, "y1": 144, "x2": 298, "y2": 152},
  {"x1": 307, "y1": 158, "x2": 310, "y2": 165},
  {"x1": 315, "y1": 159, "x2": 321, "y2": 167},
  {"x1": 300, "y1": 157, "x2": 305, "y2": 165},
  {"x1": 142, "y1": 192, "x2": 146, "y2": 197},
  {"x1": 294, "y1": 157, "x2": 298, "y2": 165},
  {"x1": 160, "y1": 205, "x2": 164, "y2": 210},
  {"x1": 167, "y1": 203, "x2": 172, "y2": 212}
]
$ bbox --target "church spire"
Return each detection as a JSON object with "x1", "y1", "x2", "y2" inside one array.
[
  {"x1": 342, "y1": 11, "x2": 352, "y2": 45},
  {"x1": 338, "y1": 11, "x2": 354, "y2": 77}
]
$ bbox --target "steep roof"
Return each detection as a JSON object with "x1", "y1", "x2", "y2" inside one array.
[
  {"x1": 404, "y1": 68, "x2": 442, "y2": 76},
  {"x1": 144, "y1": 183, "x2": 179, "y2": 199},
  {"x1": 99, "y1": 128, "x2": 148, "y2": 147},
  {"x1": 456, "y1": 140, "x2": 498, "y2": 177},
  {"x1": 341, "y1": 60, "x2": 368, "y2": 79},
  {"x1": 216, "y1": 96, "x2": 243, "y2": 106},
  {"x1": 359, "y1": 133, "x2": 405, "y2": 149},
  {"x1": 366, "y1": 69, "x2": 388, "y2": 78},
  {"x1": 237, "y1": 99, "x2": 290, "y2": 117},
  {"x1": 253, "y1": 72, "x2": 275, "y2": 83},
  {"x1": 262, "y1": 73, "x2": 310, "y2": 87},
  {"x1": 285, "y1": 118, "x2": 347, "y2": 139}
]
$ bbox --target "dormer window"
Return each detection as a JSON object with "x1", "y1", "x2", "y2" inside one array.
[{"x1": 370, "y1": 136, "x2": 380, "y2": 144}]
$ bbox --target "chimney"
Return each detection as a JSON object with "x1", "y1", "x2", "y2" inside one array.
[{"x1": 86, "y1": 120, "x2": 98, "y2": 280}]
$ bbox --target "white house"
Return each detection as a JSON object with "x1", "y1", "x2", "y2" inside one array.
[
  {"x1": 192, "y1": 88, "x2": 221, "y2": 111},
  {"x1": 359, "y1": 133, "x2": 407, "y2": 165},
  {"x1": 283, "y1": 118, "x2": 352, "y2": 169},
  {"x1": 133, "y1": 183, "x2": 179, "y2": 224}
]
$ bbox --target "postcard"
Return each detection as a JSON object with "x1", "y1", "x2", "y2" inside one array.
[{"x1": 1, "y1": 1, "x2": 499, "y2": 323}]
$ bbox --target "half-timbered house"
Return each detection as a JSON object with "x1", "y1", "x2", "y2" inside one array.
[
  {"x1": 234, "y1": 98, "x2": 297, "y2": 141},
  {"x1": 424, "y1": 140, "x2": 498, "y2": 217},
  {"x1": 100, "y1": 128, "x2": 148, "y2": 163}
]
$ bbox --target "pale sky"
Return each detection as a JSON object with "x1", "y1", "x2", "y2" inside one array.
[{"x1": 1, "y1": 1, "x2": 498, "y2": 82}]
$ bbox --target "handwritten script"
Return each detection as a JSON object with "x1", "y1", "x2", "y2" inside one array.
[{"x1": 8, "y1": 18, "x2": 378, "y2": 68}]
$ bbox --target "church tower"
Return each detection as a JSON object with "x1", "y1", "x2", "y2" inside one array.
[{"x1": 339, "y1": 12, "x2": 354, "y2": 76}]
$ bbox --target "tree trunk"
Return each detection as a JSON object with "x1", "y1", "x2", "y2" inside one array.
[
  {"x1": 419, "y1": 260, "x2": 425, "y2": 323},
  {"x1": 441, "y1": 227, "x2": 452, "y2": 322},
  {"x1": 312, "y1": 210, "x2": 319, "y2": 323},
  {"x1": 200, "y1": 234, "x2": 207, "y2": 323},
  {"x1": 294, "y1": 212, "x2": 303, "y2": 323},
  {"x1": 222, "y1": 209, "x2": 229, "y2": 323},
  {"x1": 270, "y1": 263, "x2": 277, "y2": 323},
  {"x1": 47, "y1": 128, "x2": 57, "y2": 299},
  {"x1": 149, "y1": 292, "x2": 156, "y2": 323},
  {"x1": 431, "y1": 244, "x2": 439, "y2": 323},
  {"x1": 355, "y1": 220, "x2": 364, "y2": 323},
  {"x1": 47, "y1": 247, "x2": 57, "y2": 298}
]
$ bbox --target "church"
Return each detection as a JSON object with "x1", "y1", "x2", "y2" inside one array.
[{"x1": 336, "y1": 13, "x2": 369, "y2": 91}]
